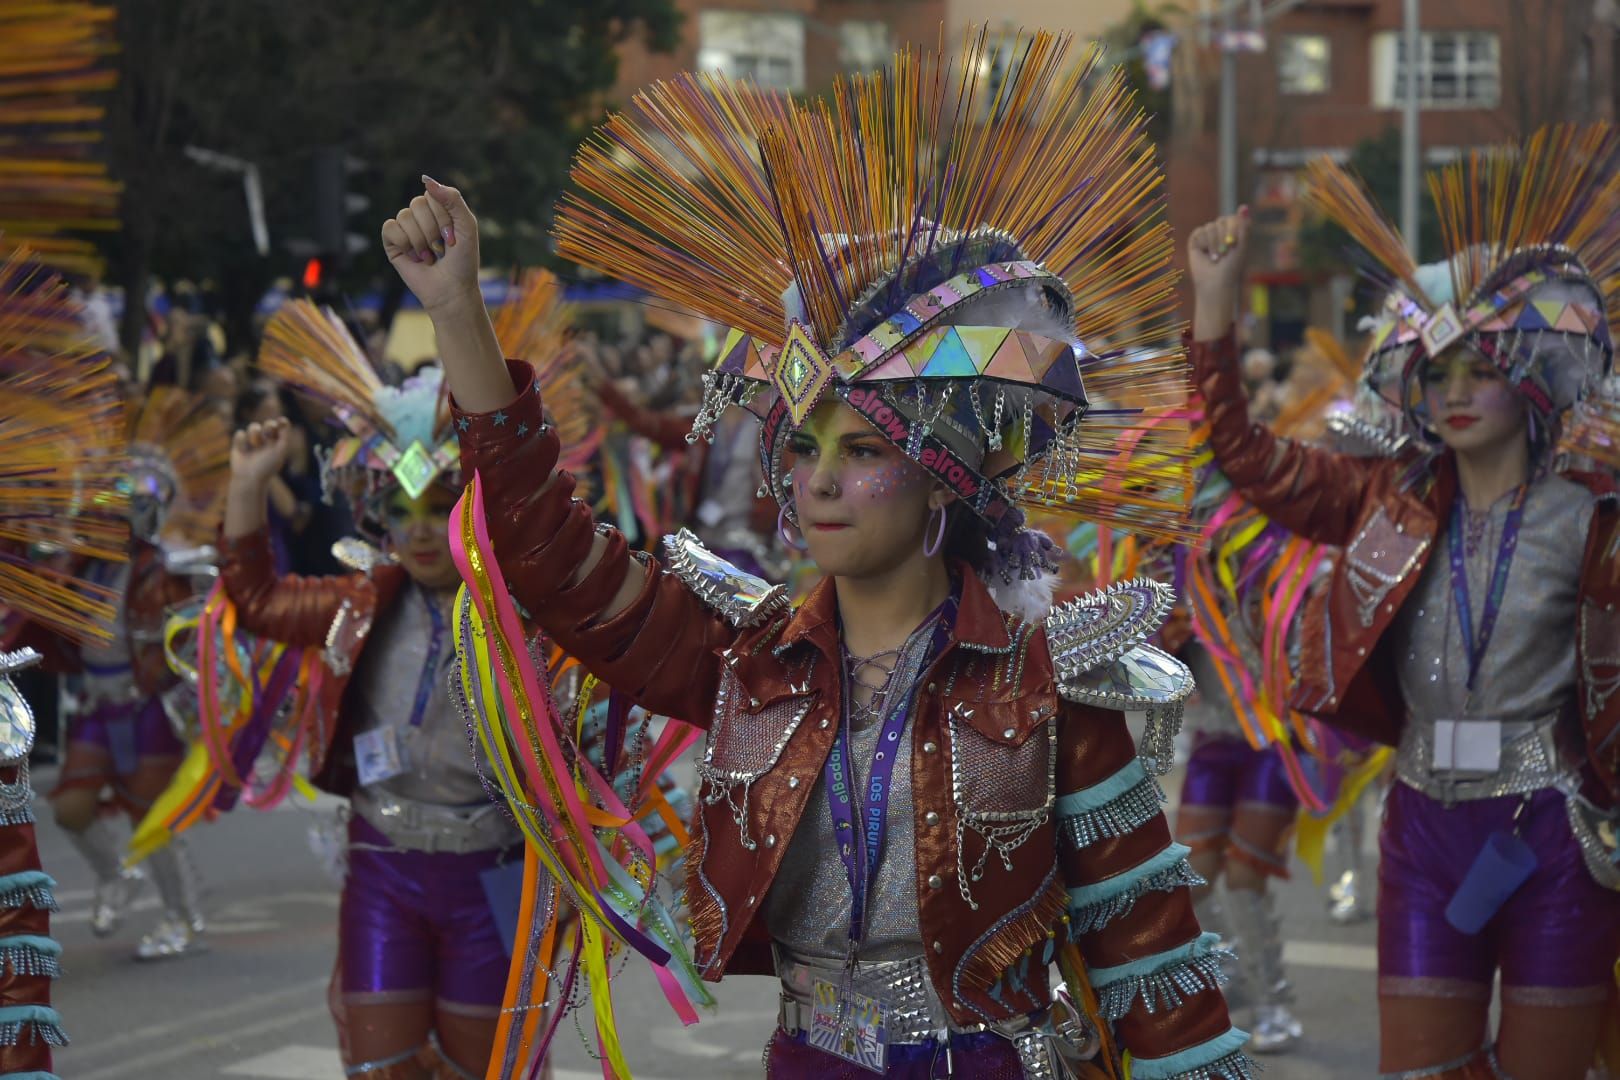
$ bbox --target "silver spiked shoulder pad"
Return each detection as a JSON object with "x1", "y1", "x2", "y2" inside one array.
[
  {"x1": 1045, "y1": 577, "x2": 1193, "y2": 775},
  {"x1": 662, "y1": 528, "x2": 789, "y2": 629}
]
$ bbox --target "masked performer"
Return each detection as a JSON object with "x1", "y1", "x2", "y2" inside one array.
[
  {"x1": 213, "y1": 286, "x2": 602, "y2": 1080},
  {"x1": 23, "y1": 384, "x2": 221, "y2": 962},
  {"x1": 1187, "y1": 126, "x2": 1620, "y2": 1078},
  {"x1": 387, "y1": 29, "x2": 1248, "y2": 1080}
]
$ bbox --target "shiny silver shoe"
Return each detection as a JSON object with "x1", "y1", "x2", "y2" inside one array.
[
  {"x1": 1328, "y1": 868, "x2": 1373, "y2": 925},
  {"x1": 134, "y1": 915, "x2": 207, "y2": 961},
  {"x1": 89, "y1": 865, "x2": 146, "y2": 938},
  {"x1": 1250, "y1": 1003, "x2": 1304, "y2": 1053}
]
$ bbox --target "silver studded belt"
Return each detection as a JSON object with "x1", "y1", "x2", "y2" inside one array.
[
  {"x1": 1396, "y1": 710, "x2": 1573, "y2": 803},
  {"x1": 352, "y1": 789, "x2": 519, "y2": 855},
  {"x1": 775, "y1": 947, "x2": 953, "y2": 1044}
]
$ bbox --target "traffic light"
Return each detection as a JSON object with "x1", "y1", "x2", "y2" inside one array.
[
  {"x1": 302, "y1": 256, "x2": 326, "y2": 291},
  {"x1": 311, "y1": 145, "x2": 371, "y2": 267}
]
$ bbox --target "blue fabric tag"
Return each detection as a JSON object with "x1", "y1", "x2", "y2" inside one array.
[{"x1": 479, "y1": 859, "x2": 526, "y2": 958}]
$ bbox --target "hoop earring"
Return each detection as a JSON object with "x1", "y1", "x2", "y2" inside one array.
[
  {"x1": 778, "y1": 504, "x2": 808, "y2": 553},
  {"x1": 923, "y1": 505, "x2": 947, "y2": 558}
]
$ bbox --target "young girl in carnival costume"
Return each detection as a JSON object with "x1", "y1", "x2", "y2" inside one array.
[
  {"x1": 0, "y1": 249, "x2": 132, "y2": 1077},
  {"x1": 194, "y1": 278, "x2": 603, "y2": 1080},
  {"x1": 386, "y1": 29, "x2": 1250, "y2": 1080},
  {"x1": 1188, "y1": 126, "x2": 1620, "y2": 1078}
]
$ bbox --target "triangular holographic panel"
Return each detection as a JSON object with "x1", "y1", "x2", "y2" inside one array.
[
  {"x1": 919, "y1": 328, "x2": 978, "y2": 377},
  {"x1": 1039, "y1": 346, "x2": 1086, "y2": 400},
  {"x1": 985, "y1": 334, "x2": 1035, "y2": 382},
  {"x1": 1022, "y1": 333, "x2": 1061, "y2": 381},
  {"x1": 956, "y1": 326, "x2": 1012, "y2": 369},
  {"x1": 1513, "y1": 301, "x2": 1550, "y2": 331},
  {"x1": 863, "y1": 352, "x2": 916, "y2": 381}
]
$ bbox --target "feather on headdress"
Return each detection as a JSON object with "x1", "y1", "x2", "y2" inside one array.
[
  {"x1": 1305, "y1": 124, "x2": 1620, "y2": 424},
  {"x1": 0, "y1": 249, "x2": 126, "y2": 643},
  {"x1": 490, "y1": 269, "x2": 602, "y2": 480},
  {"x1": 556, "y1": 28, "x2": 1195, "y2": 553}
]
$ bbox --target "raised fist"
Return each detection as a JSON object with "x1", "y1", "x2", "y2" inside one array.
[
  {"x1": 381, "y1": 177, "x2": 482, "y2": 316},
  {"x1": 1188, "y1": 206, "x2": 1251, "y2": 342},
  {"x1": 230, "y1": 418, "x2": 291, "y2": 488}
]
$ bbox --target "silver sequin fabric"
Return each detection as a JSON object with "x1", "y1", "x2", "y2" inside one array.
[
  {"x1": 352, "y1": 584, "x2": 491, "y2": 807},
  {"x1": 763, "y1": 632, "x2": 932, "y2": 963},
  {"x1": 1392, "y1": 472, "x2": 1592, "y2": 787}
]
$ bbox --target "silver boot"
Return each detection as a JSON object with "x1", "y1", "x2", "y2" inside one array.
[
  {"x1": 1192, "y1": 890, "x2": 1250, "y2": 1010},
  {"x1": 1225, "y1": 886, "x2": 1302, "y2": 1053},
  {"x1": 67, "y1": 817, "x2": 146, "y2": 938},
  {"x1": 1327, "y1": 800, "x2": 1373, "y2": 925},
  {"x1": 135, "y1": 840, "x2": 207, "y2": 961}
]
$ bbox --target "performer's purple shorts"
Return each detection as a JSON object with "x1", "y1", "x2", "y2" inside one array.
[
  {"x1": 1379, "y1": 782, "x2": 1620, "y2": 993},
  {"x1": 1180, "y1": 734, "x2": 1299, "y2": 811},
  {"x1": 339, "y1": 816, "x2": 517, "y2": 1011},
  {"x1": 58, "y1": 697, "x2": 182, "y2": 785},
  {"x1": 765, "y1": 1027, "x2": 1023, "y2": 1078}
]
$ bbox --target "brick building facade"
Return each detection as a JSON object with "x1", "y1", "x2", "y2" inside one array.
[{"x1": 1166, "y1": 0, "x2": 1603, "y2": 347}]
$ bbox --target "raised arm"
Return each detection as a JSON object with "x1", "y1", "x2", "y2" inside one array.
[
  {"x1": 1187, "y1": 209, "x2": 1379, "y2": 548},
  {"x1": 219, "y1": 419, "x2": 361, "y2": 647},
  {"x1": 382, "y1": 181, "x2": 736, "y2": 725}
]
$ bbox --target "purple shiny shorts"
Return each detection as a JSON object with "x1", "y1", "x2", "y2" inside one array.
[
  {"x1": 1180, "y1": 734, "x2": 1299, "y2": 812},
  {"x1": 339, "y1": 816, "x2": 518, "y2": 1011},
  {"x1": 764, "y1": 1027, "x2": 1023, "y2": 1079},
  {"x1": 1379, "y1": 782, "x2": 1620, "y2": 993},
  {"x1": 61, "y1": 697, "x2": 181, "y2": 781}
]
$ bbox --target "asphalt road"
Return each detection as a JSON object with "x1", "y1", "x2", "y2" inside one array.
[{"x1": 37, "y1": 759, "x2": 1383, "y2": 1079}]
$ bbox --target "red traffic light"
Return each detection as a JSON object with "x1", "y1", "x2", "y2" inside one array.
[{"x1": 302, "y1": 256, "x2": 326, "y2": 290}]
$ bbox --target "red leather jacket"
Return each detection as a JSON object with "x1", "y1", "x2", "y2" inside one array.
[
  {"x1": 454, "y1": 361, "x2": 1240, "y2": 1071},
  {"x1": 0, "y1": 783, "x2": 57, "y2": 1075},
  {"x1": 1192, "y1": 332, "x2": 1620, "y2": 797},
  {"x1": 217, "y1": 528, "x2": 406, "y2": 795}
]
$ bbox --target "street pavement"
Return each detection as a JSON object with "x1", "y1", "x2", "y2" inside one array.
[{"x1": 39, "y1": 758, "x2": 1383, "y2": 1079}]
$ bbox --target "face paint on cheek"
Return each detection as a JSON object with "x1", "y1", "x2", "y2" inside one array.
[{"x1": 848, "y1": 458, "x2": 924, "y2": 502}]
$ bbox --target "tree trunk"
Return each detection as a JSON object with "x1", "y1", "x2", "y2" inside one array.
[{"x1": 118, "y1": 216, "x2": 154, "y2": 374}]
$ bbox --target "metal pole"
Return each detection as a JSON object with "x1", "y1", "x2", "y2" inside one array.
[
  {"x1": 1219, "y1": 8, "x2": 1238, "y2": 214},
  {"x1": 1400, "y1": 0, "x2": 1421, "y2": 255}
]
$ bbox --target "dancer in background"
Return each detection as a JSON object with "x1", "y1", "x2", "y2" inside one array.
[
  {"x1": 389, "y1": 27, "x2": 1249, "y2": 1080},
  {"x1": 1188, "y1": 125, "x2": 1620, "y2": 1078}
]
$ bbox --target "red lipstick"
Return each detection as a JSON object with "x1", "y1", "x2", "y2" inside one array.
[{"x1": 1445, "y1": 416, "x2": 1479, "y2": 430}]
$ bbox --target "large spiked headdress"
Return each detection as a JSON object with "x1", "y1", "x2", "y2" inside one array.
[
  {"x1": 0, "y1": 250, "x2": 127, "y2": 643},
  {"x1": 261, "y1": 272, "x2": 595, "y2": 532},
  {"x1": 556, "y1": 29, "x2": 1196, "y2": 582},
  {"x1": 123, "y1": 386, "x2": 229, "y2": 549},
  {"x1": 1305, "y1": 124, "x2": 1620, "y2": 436}
]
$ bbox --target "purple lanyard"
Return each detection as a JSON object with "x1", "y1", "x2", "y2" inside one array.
[
  {"x1": 408, "y1": 586, "x2": 447, "y2": 729},
  {"x1": 1447, "y1": 485, "x2": 1529, "y2": 693},
  {"x1": 824, "y1": 600, "x2": 954, "y2": 948}
]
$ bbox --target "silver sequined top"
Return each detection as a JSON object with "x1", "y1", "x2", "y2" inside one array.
[
  {"x1": 1393, "y1": 472, "x2": 1593, "y2": 792},
  {"x1": 764, "y1": 628, "x2": 934, "y2": 963},
  {"x1": 352, "y1": 584, "x2": 490, "y2": 807}
]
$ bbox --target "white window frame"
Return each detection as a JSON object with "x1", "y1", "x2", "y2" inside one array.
[
  {"x1": 1277, "y1": 34, "x2": 1331, "y2": 95},
  {"x1": 696, "y1": 12, "x2": 806, "y2": 92},
  {"x1": 839, "y1": 19, "x2": 890, "y2": 73},
  {"x1": 1371, "y1": 31, "x2": 1500, "y2": 109}
]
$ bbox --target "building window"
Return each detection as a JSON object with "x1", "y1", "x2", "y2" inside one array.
[
  {"x1": 840, "y1": 20, "x2": 890, "y2": 73},
  {"x1": 1372, "y1": 31, "x2": 1500, "y2": 109},
  {"x1": 697, "y1": 12, "x2": 805, "y2": 91},
  {"x1": 1278, "y1": 34, "x2": 1331, "y2": 94}
]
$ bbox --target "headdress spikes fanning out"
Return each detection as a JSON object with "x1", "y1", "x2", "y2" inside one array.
[
  {"x1": 1304, "y1": 124, "x2": 1620, "y2": 431},
  {"x1": 556, "y1": 28, "x2": 1198, "y2": 585}
]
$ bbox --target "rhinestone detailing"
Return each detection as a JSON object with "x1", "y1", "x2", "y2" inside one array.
[
  {"x1": 1052, "y1": 636, "x2": 1192, "y2": 774},
  {"x1": 946, "y1": 714, "x2": 1055, "y2": 910},
  {"x1": 1089, "y1": 932, "x2": 1230, "y2": 1021},
  {"x1": 662, "y1": 529, "x2": 790, "y2": 628},
  {"x1": 0, "y1": 873, "x2": 57, "y2": 914},
  {"x1": 699, "y1": 663, "x2": 815, "y2": 849},
  {"x1": 0, "y1": 649, "x2": 41, "y2": 764},
  {"x1": 1136, "y1": 1050, "x2": 1258, "y2": 1080},
  {"x1": 1066, "y1": 849, "x2": 1204, "y2": 935},
  {"x1": 0, "y1": 937, "x2": 61, "y2": 978},
  {"x1": 1395, "y1": 711, "x2": 1568, "y2": 802},
  {"x1": 1056, "y1": 765, "x2": 1166, "y2": 850},
  {"x1": 0, "y1": 1006, "x2": 67, "y2": 1048},
  {"x1": 1344, "y1": 507, "x2": 1430, "y2": 628}
]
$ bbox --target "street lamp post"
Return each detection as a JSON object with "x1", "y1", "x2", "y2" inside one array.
[{"x1": 1401, "y1": 0, "x2": 1421, "y2": 257}]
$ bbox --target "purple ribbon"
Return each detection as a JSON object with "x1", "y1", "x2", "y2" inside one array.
[{"x1": 1448, "y1": 484, "x2": 1529, "y2": 693}]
